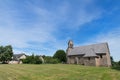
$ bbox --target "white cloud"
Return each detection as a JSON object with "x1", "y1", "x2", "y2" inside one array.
[
  {"x1": 59, "y1": 0, "x2": 103, "y2": 29},
  {"x1": 0, "y1": 0, "x2": 105, "y2": 56},
  {"x1": 82, "y1": 28, "x2": 120, "y2": 61},
  {"x1": 96, "y1": 29, "x2": 120, "y2": 61},
  {"x1": 27, "y1": 0, "x2": 103, "y2": 29}
]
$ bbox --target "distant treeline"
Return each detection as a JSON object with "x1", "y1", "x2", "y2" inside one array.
[{"x1": 22, "y1": 50, "x2": 66, "y2": 64}]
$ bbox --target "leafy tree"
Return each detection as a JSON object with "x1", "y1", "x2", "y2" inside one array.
[
  {"x1": 0, "y1": 45, "x2": 13, "y2": 63},
  {"x1": 53, "y1": 50, "x2": 66, "y2": 63}
]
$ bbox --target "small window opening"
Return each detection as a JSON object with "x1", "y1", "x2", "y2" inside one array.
[
  {"x1": 88, "y1": 57, "x2": 90, "y2": 60},
  {"x1": 100, "y1": 55, "x2": 102, "y2": 58}
]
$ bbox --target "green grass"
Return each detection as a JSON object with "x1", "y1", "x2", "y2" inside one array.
[{"x1": 0, "y1": 64, "x2": 119, "y2": 80}]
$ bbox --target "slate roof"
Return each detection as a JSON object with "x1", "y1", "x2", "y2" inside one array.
[{"x1": 68, "y1": 42, "x2": 109, "y2": 57}]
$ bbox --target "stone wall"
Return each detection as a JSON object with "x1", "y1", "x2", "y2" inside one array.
[
  {"x1": 68, "y1": 56, "x2": 96, "y2": 66},
  {"x1": 78, "y1": 57, "x2": 84, "y2": 65},
  {"x1": 67, "y1": 54, "x2": 110, "y2": 67},
  {"x1": 95, "y1": 54, "x2": 108, "y2": 67},
  {"x1": 68, "y1": 56, "x2": 75, "y2": 64},
  {"x1": 106, "y1": 43, "x2": 112, "y2": 67},
  {"x1": 84, "y1": 57, "x2": 96, "y2": 66},
  {"x1": 100, "y1": 55, "x2": 108, "y2": 66}
]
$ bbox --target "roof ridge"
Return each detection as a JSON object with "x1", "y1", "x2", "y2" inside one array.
[{"x1": 74, "y1": 42, "x2": 108, "y2": 48}]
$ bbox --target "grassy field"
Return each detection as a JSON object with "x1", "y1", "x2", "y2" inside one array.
[{"x1": 0, "y1": 64, "x2": 119, "y2": 80}]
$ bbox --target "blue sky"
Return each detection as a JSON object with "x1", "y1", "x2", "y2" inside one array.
[{"x1": 0, "y1": 0, "x2": 120, "y2": 61}]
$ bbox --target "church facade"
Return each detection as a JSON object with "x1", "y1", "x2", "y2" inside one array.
[{"x1": 66, "y1": 40, "x2": 111, "y2": 67}]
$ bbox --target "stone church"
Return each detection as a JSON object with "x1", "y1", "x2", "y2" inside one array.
[{"x1": 66, "y1": 40, "x2": 111, "y2": 67}]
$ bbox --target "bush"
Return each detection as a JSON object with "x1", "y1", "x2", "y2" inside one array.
[
  {"x1": 111, "y1": 61, "x2": 120, "y2": 70},
  {"x1": 22, "y1": 54, "x2": 42, "y2": 64},
  {"x1": 44, "y1": 56, "x2": 59, "y2": 64},
  {"x1": 34, "y1": 56, "x2": 42, "y2": 64},
  {"x1": 111, "y1": 56, "x2": 120, "y2": 70}
]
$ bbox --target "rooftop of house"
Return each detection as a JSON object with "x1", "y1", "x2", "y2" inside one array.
[
  {"x1": 13, "y1": 53, "x2": 26, "y2": 60},
  {"x1": 68, "y1": 42, "x2": 109, "y2": 57}
]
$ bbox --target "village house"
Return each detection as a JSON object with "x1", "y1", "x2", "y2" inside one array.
[
  {"x1": 9, "y1": 53, "x2": 27, "y2": 64},
  {"x1": 66, "y1": 40, "x2": 111, "y2": 67},
  {"x1": 9, "y1": 53, "x2": 45, "y2": 64}
]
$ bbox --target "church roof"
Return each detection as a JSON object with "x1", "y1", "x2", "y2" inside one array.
[{"x1": 68, "y1": 42, "x2": 109, "y2": 57}]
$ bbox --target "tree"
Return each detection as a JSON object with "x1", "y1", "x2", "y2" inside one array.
[
  {"x1": 118, "y1": 61, "x2": 120, "y2": 66},
  {"x1": 111, "y1": 56, "x2": 114, "y2": 66},
  {"x1": 53, "y1": 50, "x2": 66, "y2": 63},
  {"x1": 0, "y1": 45, "x2": 13, "y2": 63}
]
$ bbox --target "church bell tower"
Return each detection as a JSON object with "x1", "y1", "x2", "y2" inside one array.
[
  {"x1": 66, "y1": 40, "x2": 74, "y2": 64},
  {"x1": 68, "y1": 40, "x2": 73, "y2": 48}
]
